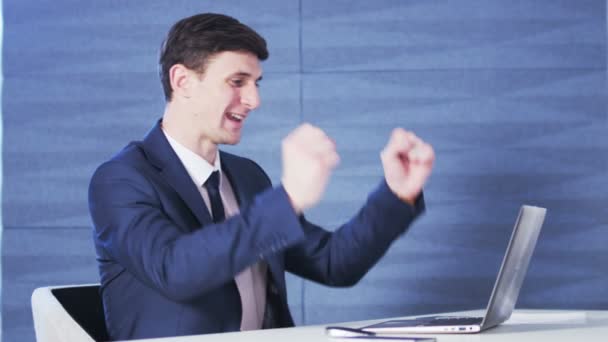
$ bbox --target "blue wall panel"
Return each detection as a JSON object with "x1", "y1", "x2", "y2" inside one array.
[{"x1": 300, "y1": 0, "x2": 607, "y2": 325}]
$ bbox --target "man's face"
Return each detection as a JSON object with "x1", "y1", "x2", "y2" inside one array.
[{"x1": 185, "y1": 50, "x2": 262, "y2": 146}]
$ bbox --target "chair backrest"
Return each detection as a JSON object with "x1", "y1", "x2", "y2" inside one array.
[{"x1": 32, "y1": 284, "x2": 109, "y2": 342}]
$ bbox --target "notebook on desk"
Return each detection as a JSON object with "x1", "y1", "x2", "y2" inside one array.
[{"x1": 362, "y1": 205, "x2": 547, "y2": 334}]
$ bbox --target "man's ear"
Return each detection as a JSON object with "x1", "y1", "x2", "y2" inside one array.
[{"x1": 169, "y1": 64, "x2": 193, "y2": 99}]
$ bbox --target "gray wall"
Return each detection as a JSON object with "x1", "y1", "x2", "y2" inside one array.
[{"x1": 2, "y1": 1, "x2": 607, "y2": 341}]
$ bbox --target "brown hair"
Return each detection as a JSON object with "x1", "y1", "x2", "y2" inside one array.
[{"x1": 159, "y1": 13, "x2": 269, "y2": 101}]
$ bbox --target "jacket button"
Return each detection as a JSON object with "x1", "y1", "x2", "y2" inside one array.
[{"x1": 270, "y1": 284, "x2": 278, "y2": 294}]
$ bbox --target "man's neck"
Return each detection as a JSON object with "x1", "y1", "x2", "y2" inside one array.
[{"x1": 162, "y1": 105, "x2": 218, "y2": 165}]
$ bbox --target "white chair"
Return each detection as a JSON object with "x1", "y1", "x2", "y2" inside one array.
[{"x1": 31, "y1": 284, "x2": 109, "y2": 342}]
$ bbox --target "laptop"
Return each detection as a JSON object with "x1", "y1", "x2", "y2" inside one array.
[{"x1": 362, "y1": 205, "x2": 547, "y2": 334}]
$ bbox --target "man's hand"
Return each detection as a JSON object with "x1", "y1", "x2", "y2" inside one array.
[
  {"x1": 381, "y1": 128, "x2": 435, "y2": 205},
  {"x1": 281, "y1": 123, "x2": 340, "y2": 213}
]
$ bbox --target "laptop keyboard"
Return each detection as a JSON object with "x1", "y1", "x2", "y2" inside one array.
[{"x1": 424, "y1": 316, "x2": 483, "y2": 326}]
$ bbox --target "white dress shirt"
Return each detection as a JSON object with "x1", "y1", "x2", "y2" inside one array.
[{"x1": 163, "y1": 129, "x2": 267, "y2": 331}]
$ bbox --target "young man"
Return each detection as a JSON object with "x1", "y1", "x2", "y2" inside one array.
[{"x1": 89, "y1": 13, "x2": 435, "y2": 340}]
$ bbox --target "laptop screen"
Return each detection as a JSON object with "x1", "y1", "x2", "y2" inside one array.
[{"x1": 481, "y1": 205, "x2": 547, "y2": 329}]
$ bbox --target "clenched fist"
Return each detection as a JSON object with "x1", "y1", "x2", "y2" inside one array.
[
  {"x1": 281, "y1": 123, "x2": 340, "y2": 213},
  {"x1": 381, "y1": 128, "x2": 435, "y2": 205}
]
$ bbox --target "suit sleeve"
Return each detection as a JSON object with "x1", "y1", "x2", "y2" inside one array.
[
  {"x1": 89, "y1": 161, "x2": 305, "y2": 302},
  {"x1": 284, "y1": 179, "x2": 425, "y2": 286}
]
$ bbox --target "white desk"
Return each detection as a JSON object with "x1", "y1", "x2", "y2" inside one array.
[{"x1": 135, "y1": 310, "x2": 608, "y2": 342}]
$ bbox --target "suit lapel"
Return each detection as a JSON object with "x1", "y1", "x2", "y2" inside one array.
[
  {"x1": 219, "y1": 153, "x2": 248, "y2": 209},
  {"x1": 221, "y1": 152, "x2": 284, "y2": 281},
  {"x1": 141, "y1": 121, "x2": 213, "y2": 225}
]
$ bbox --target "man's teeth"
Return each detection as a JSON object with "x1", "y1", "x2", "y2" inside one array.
[{"x1": 228, "y1": 113, "x2": 245, "y2": 121}]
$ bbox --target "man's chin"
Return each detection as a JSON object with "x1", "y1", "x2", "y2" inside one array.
[{"x1": 220, "y1": 135, "x2": 241, "y2": 146}]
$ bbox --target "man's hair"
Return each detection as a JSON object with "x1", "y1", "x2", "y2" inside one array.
[{"x1": 159, "y1": 13, "x2": 269, "y2": 101}]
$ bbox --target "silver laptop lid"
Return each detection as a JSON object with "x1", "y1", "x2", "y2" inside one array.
[{"x1": 480, "y1": 205, "x2": 547, "y2": 330}]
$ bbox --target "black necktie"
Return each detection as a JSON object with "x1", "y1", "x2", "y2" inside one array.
[{"x1": 204, "y1": 171, "x2": 225, "y2": 223}]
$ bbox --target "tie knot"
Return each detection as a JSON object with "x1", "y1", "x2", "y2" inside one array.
[{"x1": 204, "y1": 171, "x2": 221, "y2": 192}]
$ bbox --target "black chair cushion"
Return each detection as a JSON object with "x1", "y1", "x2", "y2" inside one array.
[{"x1": 51, "y1": 285, "x2": 109, "y2": 341}]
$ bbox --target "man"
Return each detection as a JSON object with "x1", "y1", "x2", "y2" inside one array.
[{"x1": 89, "y1": 13, "x2": 435, "y2": 341}]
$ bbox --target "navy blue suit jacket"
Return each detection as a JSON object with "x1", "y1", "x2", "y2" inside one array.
[{"x1": 89, "y1": 121, "x2": 425, "y2": 340}]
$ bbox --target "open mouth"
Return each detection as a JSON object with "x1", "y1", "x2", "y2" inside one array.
[{"x1": 227, "y1": 112, "x2": 245, "y2": 122}]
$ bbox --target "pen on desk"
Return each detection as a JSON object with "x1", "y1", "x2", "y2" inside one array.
[
  {"x1": 325, "y1": 326, "x2": 436, "y2": 341},
  {"x1": 326, "y1": 326, "x2": 376, "y2": 338}
]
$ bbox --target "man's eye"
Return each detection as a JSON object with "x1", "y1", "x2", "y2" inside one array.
[{"x1": 230, "y1": 79, "x2": 244, "y2": 87}]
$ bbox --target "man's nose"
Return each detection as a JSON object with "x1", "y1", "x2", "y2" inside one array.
[{"x1": 241, "y1": 84, "x2": 261, "y2": 110}]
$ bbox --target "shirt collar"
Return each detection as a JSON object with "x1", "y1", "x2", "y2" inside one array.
[{"x1": 162, "y1": 129, "x2": 221, "y2": 188}]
